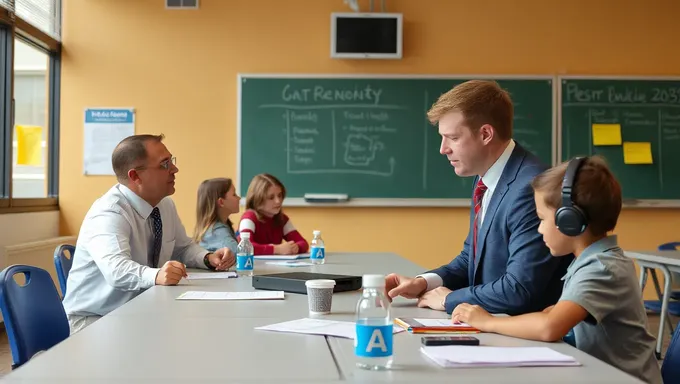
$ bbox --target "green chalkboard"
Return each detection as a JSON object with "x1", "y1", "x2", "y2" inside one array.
[
  {"x1": 238, "y1": 75, "x2": 555, "y2": 205},
  {"x1": 560, "y1": 77, "x2": 680, "y2": 203}
]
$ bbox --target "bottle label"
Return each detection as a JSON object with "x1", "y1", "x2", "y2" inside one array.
[
  {"x1": 354, "y1": 324, "x2": 393, "y2": 358},
  {"x1": 236, "y1": 255, "x2": 254, "y2": 271},
  {"x1": 310, "y1": 247, "x2": 325, "y2": 260}
]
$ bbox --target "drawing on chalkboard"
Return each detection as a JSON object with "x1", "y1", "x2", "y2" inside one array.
[{"x1": 344, "y1": 134, "x2": 384, "y2": 166}]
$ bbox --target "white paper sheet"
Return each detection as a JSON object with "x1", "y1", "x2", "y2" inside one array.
[
  {"x1": 184, "y1": 272, "x2": 237, "y2": 280},
  {"x1": 176, "y1": 291, "x2": 284, "y2": 300},
  {"x1": 265, "y1": 261, "x2": 314, "y2": 267},
  {"x1": 421, "y1": 346, "x2": 581, "y2": 368},
  {"x1": 254, "y1": 254, "x2": 310, "y2": 260},
  {"x1": 255, "y1": 318, "x2": 405, "y2": 339}
]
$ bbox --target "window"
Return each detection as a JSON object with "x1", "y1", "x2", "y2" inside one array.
[
  {"x1": 0, "y1": 0, "x2": 61, "y2": 212},
  {"x1": 12, "y1": 39, "x2": 48, "y2": 198}
]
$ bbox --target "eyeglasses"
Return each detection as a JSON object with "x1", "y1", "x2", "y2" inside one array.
[
  {"x1": 159, "y1": 157, "x2": 177, "y2": 170},
  {"x1": 135, "y1": 157, "x2": 176, "y2": 171}
]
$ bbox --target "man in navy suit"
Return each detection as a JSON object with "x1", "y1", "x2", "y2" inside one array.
[{"x1": 386, "y1": 80, "x2": 572, "y2": 315}]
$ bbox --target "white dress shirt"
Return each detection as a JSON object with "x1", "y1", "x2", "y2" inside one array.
[
  {"x1": 418, "y1": 140, "x2": 516, "y2": 291},
  {"x1": 62, "y1": 184, "x2": 210, "y2": 317}
]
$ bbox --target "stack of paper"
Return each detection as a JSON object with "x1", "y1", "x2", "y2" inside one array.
[
  {"x1": 176, "y1": 291, "x2": 284, "y2": 300},
  {"x1": 256, "y1": 318, "x2": 405, "y2": 339},
  {"x1": 395, "y1": 317, "x2": 479, "y2": 333},
  {"x1": 421, "y1": 346, "x2": 581, "y2": 368}
]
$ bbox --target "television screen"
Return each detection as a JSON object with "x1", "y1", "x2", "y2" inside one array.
[{"x1": 331, "y1": 13, "x2": 402, "y2": 59}]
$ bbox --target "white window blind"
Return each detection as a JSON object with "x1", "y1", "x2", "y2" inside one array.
[
  {"x1": 2, "y1": 0, "x2": 61, "y2": 41},
  {"x1": 0, "y1": 0, "x2": 14, "y2": 12},
  {"x1": 16, "y1": 0, "x2": 60, "y2": 40}
]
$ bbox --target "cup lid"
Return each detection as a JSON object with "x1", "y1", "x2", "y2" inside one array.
[
  {"x1": 362, "y1": 274, "x2": 385, "y2": 288},
  {"x1": 305, "y1": 279, "x2": 336, "y2": 289}
]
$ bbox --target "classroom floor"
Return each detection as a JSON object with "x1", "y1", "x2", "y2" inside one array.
[{"x1": 0, "y1": 314, "x2": 676, "y2": 376}]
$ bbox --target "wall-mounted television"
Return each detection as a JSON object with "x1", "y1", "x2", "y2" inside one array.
[{"x1": 330, "y1": 12, "x2": 403, "y2": 59}]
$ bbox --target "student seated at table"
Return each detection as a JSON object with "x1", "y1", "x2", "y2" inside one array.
[
  {"x1": 238, "y1": 173, "x2": 309, "y2": 255},
  {"x1": 193, "y1": 177, "x2": 241, "y2": 255},
  {"x1": 452, "y1": 155, "x2": 662, "y2": 384},
  {"x1": 62, "y1": 134, "x2": 235, "y2": 334}
]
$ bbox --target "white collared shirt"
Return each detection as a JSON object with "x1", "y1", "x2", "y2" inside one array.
[
  {"x1": 62, "y1": 184, "x2": 209, "y2": 317},
  {"x1": 419, "y1": 140, "x2": 516, "y2": 291},
  {"x1": 477, "y1": 139, "x2": 515, "y2": 226}
]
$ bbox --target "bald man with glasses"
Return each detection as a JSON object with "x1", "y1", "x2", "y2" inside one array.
[{"x1": 62, "y1": 134, "x2": 235, "y2": 334}]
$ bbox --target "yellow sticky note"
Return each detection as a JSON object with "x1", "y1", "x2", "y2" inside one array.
[
  {"x1": 623, "y1": 142, "x2": 653, "y2": 164},
  {"x1": 592, "y1": 124, "x2": 622, "y2": 146},
  {"x1": 16, "y1": 125, "x2": 42, "y2": 166}
]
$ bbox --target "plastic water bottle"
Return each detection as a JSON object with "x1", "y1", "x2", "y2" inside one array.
[
  {"x1": 310, "y1": 230, "x2": 325, "y2": 265},
  {"x1": 354, "y1": 274, "x2": 393, "y2": 370},
  {"x1": 236, "y1": 232, "x2": 254, "y2": 277}
]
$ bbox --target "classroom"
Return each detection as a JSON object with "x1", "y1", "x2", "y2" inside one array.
[{"x1": 1, "y1": 0, "x2": 680, "y2": 382}]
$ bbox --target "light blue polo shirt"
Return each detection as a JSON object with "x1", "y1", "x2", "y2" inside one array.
[{"x1": 560, "y1": 235, "x2": 662, "y2": 384}]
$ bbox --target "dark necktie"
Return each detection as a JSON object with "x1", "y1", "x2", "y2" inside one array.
[
  {"x1": 149, "y1": 207, "x2": 163, "y2": 268},
  {"x1": 472, "y1": 179, "x2": 488, "y2": 262}
]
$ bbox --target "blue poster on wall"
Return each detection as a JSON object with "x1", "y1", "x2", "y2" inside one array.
[{"x1": 83, "y1": 108, "x2": 135, "y2": 175}]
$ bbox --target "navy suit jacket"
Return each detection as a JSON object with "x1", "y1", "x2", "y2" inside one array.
[{"x1": 429, "y1": 143, "x2": 573, "y2": 315}]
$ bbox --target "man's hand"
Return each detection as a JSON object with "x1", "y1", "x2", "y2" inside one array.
[
  {"x1": 385, "y1": 274, "x2": 428, "y2": 301},
  {"x1": 208, "y1": 248, "x2": 236, "y2": 270},
  {"x1": 155, "y1": 261, "x2": 187, "y2": 285},
  {"x1": 417, "y1": 286, "x2": 452, "y2": 311},
  {"x1": 452, "y1": 303, "x2": 493, "y2": 330}
]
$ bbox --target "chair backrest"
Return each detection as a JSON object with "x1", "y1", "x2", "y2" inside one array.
[
  {"x1": 0, "y1": 265, "x2": 70, "y2": 369},
  {"x1": 53, "y1": 244, "x2": 75, "y2": 296},
  {"x1": 662, "y1": 321, "x2": 680, "y2": 382},
  {"x1": 658, "y1": 242, "x2": 680, "y2": 251}
]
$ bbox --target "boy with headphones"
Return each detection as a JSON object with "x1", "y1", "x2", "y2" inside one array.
[{"x1": 452, "y1": 155, "x2": 662, "y2": 384}]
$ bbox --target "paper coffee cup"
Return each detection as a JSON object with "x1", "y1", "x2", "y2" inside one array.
[{"x1": 305, "y1": 279, "x2": 336, "y2": 315}]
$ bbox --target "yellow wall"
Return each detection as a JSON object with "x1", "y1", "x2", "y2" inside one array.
[{"x1": 59, "y1": 0, "x2": 680, "y2": 298}]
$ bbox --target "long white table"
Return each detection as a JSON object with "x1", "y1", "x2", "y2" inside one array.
[
  {"x1": 1, "y1": 252, "x2": 646, "y2": 383},
  {"x1": 626, "y1": 249, "x2": 680, "y2": 358}
]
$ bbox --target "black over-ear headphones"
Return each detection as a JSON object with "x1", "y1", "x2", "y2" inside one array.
[{"x1": 555, "y1": 157, "x2": 588, "y2": 236}]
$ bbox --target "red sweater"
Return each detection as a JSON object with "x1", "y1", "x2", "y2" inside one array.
[{"x1": 237, "y1": 210, "x2": 309, "y2": 255}]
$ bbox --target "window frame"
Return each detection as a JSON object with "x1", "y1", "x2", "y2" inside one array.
[
  {"x1": 0, "y1": 2, "x2": 61, "y2": 214},
  {"x1": 0, "y1": 22, "x2": 11, "y2": 209}
]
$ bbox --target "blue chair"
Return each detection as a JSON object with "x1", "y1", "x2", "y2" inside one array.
[
  {"x1": 53, "y1": 244, "x2": 75, "y2": 296},
  {"x1": 644, "y1": 242, "x2": 680, "y2": 316},
  {"x1": 563, "y1": 328, "x2": 576, "y2": 347},
  {"x1": 0, "y1": 265, "x2": 70, "y2": 369},
  {"x1": 662, "y1": 321, "x2": 680, "y2": 383}
]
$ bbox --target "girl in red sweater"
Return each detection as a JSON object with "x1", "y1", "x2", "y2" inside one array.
[{"x1": 238, "y1": 173, "x2": 309, "y2": 255}]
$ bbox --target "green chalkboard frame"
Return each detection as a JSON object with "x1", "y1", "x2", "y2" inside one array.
[
  {"x1": 237, "y1": 73, "x2": 557, "y2": 207},
  {"x1": 557, "y1": 75, "x2": 680, "y2": 208}
]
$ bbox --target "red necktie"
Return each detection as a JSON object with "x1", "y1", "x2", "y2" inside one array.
[{"x1": 472, "y1": 179, "x2": 488, "y2": 262}]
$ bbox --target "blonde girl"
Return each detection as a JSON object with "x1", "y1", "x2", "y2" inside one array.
[
  {"x1": 238, "y1": 173, "x2": 309, "y2": 255},
  {"x1": 193, "y1": 178, "x2": 240, "y2": 255}
]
